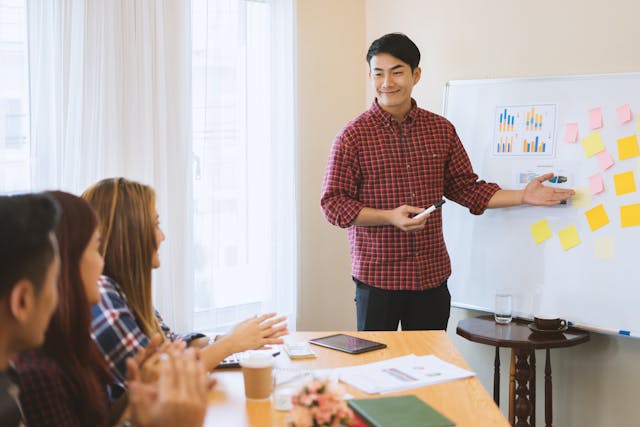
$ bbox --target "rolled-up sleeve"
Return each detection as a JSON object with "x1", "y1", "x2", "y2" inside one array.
[
  {"x1": 443, "y1": 125, "x2": 501, "y2": 215},
  {"x1": 320, "y1": 131, "x2": 365, "y2": 228}
]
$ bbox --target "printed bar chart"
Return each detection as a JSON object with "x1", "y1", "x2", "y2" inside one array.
[
  {"x1": 493, "y1": 104, "x2": 556, "y2": 157},
  {"x1": 523, "y1": 136, "x2": 546, "y2": 153},
  {"x1": 497, "y1": 136, "x2": 513, "y2": 153},
  {"x1": 525, "y1": 107, "x2": 544, "y2": 131},
  {"x1": 499, "y1": 108, "x2": 515, "y2": 132}
]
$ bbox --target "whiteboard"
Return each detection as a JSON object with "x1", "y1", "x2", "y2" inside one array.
[{"x1": 442, "y1": 73, "x2": 640, "y2": 336}]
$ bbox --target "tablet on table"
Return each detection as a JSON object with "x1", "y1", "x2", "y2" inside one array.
[{"x1": 308, "y1": 333, "x2": 386, "y2": 354}]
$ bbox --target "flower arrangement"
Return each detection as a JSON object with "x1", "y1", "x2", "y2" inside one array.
[{"x1": 287, "y1": 379, "x2": 355, "y2": 427}]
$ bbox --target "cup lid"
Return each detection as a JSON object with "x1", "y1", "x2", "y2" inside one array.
[{"x1": 239, "y1": 352, "x2": 274, "y2": 368}]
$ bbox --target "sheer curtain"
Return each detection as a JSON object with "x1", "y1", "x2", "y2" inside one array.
[
  {"x1": 25, "y1": 0, "x2": 296, "y2": 333},
  {"x1": 191, "y1": 0, "x2": 296, "y2": 332},
  {"x1": 0, "y1": 0, "x2": 31, "y2": 194},
  {"x1": 27, "y1": 0, "x2": 194, "y2": 331}
]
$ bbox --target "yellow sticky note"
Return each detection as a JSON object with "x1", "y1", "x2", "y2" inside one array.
[
  {"x1": 613, "y1": 171, "x2": 636, "y2": 196},
  {"x1": 558, "y1": 225, "x2": 581, "y2": 251},
  {"x1": 620, "y1": 204, "x2": 640, "y2": 227},
  {"x1": 594, "y1": 237, "x2": 614, "y2": 260},
  {"x1": 617, "y1": 135, "x2": 640, "y2": 160},
  {"x1": 585, "y1": 204, "x2": 609, "y2": 231},
  {"x1": 581, "y1": 132, "x2": 605, "y2": 158},
  {"x1": 530, "y1": 219, "x2": 553, "y2": 244},
  {"x1": 571, "y1": 187, "x2": 591, "y2": 209}
]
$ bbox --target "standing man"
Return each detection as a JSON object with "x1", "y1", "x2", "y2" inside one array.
[{"x1": 320, "y1": 33, "x2": 573, "y2": 332}]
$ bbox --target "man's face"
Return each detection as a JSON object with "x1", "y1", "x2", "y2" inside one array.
[
  {"x1": 369, "y1": 53, "x2": 421, "y2": 112},
  {"x1": 22, "y1": 234, "x2": 60, "y2": 349}
]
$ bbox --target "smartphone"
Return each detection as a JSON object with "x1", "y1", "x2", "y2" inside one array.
[{"x1": 284, "y1": 342, "x2": 317, "y2": 359}]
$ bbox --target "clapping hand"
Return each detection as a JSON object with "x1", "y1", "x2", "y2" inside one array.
[{"x1": 127, "y1": 348, "x2": 208, "y2": 427}]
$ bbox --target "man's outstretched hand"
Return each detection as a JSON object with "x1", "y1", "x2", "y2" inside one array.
[{"x1": 523, "y1": 173, "x2": 575, "y2": 206}]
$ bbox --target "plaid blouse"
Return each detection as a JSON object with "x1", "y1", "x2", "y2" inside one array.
[
  {"x1": 321, "y1": 99, "x2": 500, "y2": 290},
  {"x1": 13, "y1": 350, "x2": 108, "y2": 427},
  {"x1": 91, "y1": 275, "x2": 203, "y2": 388}
]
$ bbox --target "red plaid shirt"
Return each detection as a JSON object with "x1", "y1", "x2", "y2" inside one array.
[{"x1": 321, "y1": 99, "x2": 500, "y2": 290}]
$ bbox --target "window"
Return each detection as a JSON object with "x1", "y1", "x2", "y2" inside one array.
[
  {"x1": 0, "y1": 0, "x2": 30, "y2": 193},
  {"x1": 2, "y1": 0, "x2": 296, "y2": 332},
  {"x1": 191, "y1": 0, "x2": 296, "y2": 331}
]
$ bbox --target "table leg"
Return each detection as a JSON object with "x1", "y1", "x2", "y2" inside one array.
[
  {"x1": 509, "y1": 351, "x2": 515, "y2": 425},
  {"x1": 531, "y1": 350, "x2": 536, "y2": 427},
  {"x1": 494, "y1": 346, "x2": 500, "y2": 405},
  {"x1": 545, "y1": 348, "x2": 552, "y2": 427},
  {"x1": 514, "y1": 349, "x2": 534, "y2": 427}
]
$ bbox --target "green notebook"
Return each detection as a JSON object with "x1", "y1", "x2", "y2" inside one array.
[{"x1": 348, "y1": 395, "x2": 455, "y2": 427}]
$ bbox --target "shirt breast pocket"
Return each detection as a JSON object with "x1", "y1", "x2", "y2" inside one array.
[
  {"x1": 360, "y1": 143, "x2": 403, "y2": 197},
  {"x1": 422, "y1": 149, "x2": 448, "y2": 183}
]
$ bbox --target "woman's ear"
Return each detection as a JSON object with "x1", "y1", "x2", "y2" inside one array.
[{"x1": 8, "y1": 279, "x2": 35, "y2": 324}]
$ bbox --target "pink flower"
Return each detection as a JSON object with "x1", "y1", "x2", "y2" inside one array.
[{"x1": 286, "y1": 379, "x2": 355, "y2": 427}]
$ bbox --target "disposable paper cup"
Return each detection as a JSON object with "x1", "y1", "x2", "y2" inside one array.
[{"x1": 240, "y1": 353, "x2": 274, "y2": 400}]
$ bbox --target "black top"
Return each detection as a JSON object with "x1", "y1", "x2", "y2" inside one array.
[{"x1": 0, "y1": 368, "x2": 25, "y2": 427}]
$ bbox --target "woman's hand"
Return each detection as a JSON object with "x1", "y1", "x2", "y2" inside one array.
[
  {"x1": 134, "y1": 335, "x2": 187, "y2": 383},
  {"x1": 220, "y1": 313, "x2": 288, "y2": 354},
  {"x1": 127, "y1": 348, "x2": 208, "y2": 427}
]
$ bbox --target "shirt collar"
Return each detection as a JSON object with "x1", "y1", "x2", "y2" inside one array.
[{"x1": 369, "y1": 97, "x2": 419, "y2": 126}]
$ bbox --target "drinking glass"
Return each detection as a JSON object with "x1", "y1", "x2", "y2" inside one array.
[{"x1": 495, "y1": 293, "x2": 512, "y2": 324}]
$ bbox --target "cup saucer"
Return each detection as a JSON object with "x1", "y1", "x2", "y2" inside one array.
[{"x1": 528, "y1": 323, "x2": 568, "y2": 334}]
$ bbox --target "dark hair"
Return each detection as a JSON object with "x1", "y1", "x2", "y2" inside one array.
[
  {"x1": 0, "y1": 193, "x2": 60, "y2": 298},
  {"x1": 42, "y1": 191, "x2": 111, "y2": 425},
  {"x1": 366, "y1": 33, "x2": 421, "y2": 71}
]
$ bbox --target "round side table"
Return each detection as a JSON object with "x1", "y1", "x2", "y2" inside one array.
[{"x1": 457, "y1": 315, "x2": 589, "y2": 427}]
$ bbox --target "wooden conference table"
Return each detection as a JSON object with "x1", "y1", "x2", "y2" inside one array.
[{"x1": 204, "y1": 331, "x2": 509, "y2": 427}]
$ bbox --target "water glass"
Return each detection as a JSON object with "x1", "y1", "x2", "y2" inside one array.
[{"x1": 495, "y1": 293, "x2": 512, "y2": 324}]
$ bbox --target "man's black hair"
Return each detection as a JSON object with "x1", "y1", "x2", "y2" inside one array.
[
  {"x1": 366, "y1": 33, "x2": 421, "y2": 71},
  {"x1": 0, "y1": 193, "x2": 60, "y2": 298}
]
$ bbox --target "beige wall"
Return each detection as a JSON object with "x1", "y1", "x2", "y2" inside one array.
[
  {"x1": 298, "y1": 0, "x2": 640, "y2": 425},
  {"x1": 296, "y1": 0, "x2": 365, "y2": 330}
]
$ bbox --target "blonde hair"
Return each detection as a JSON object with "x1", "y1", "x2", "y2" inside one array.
[{"x1": 82, "y1": 178, "x2": 163, "y2": 338}]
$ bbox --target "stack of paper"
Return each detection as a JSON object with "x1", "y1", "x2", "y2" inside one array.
[{"x1": 338, "y1": 354, "x2": 475, "y2": 394}]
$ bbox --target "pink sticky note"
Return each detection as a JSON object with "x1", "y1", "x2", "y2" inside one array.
[
  {"x1": 617, "y1": 104, "x2": 632, "y2": 124},
  {"x1": 589, "y1": 173, "x2": 605, "y2": 195},
  {"x1": 563, "y1": 122, "x2": 579, "y2": 143},
  {"x1": 596, "y1": 150, "x2": 614, "y2": 171},
  {"x1": 588, "y1": 107, "x2": 603, "y2": 130}
]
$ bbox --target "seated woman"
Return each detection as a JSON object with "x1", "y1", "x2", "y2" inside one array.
[
  {"x1": 14, "y1": 191, "x2": 208, "y2": 427},
  {"x1": 83, "y1": 178, "x2": 288, "y2": 386}
]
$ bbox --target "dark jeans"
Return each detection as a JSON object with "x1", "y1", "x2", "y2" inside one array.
[{"x1": 354, "y1": 278, "x2": 451, "y2": 331}]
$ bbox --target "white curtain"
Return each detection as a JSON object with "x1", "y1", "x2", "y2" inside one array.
[
  {"x1": 190, "y1": 0, "x2": 297, "y2": 332},
  {"x1": 27, "y1": 0, "x2": 194, "y2": 331},
  {"x1": 26, "y1": 0, "x2": 296, "y2": 334}
]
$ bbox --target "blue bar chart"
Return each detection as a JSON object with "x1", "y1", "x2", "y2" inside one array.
[{"x1": 493, "y1": 104, "x2": 556, "y2": 157}]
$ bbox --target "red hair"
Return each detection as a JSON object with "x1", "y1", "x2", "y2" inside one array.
[{"x1": 43, "y1": 191, "x2": 112, "y2": 425}]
